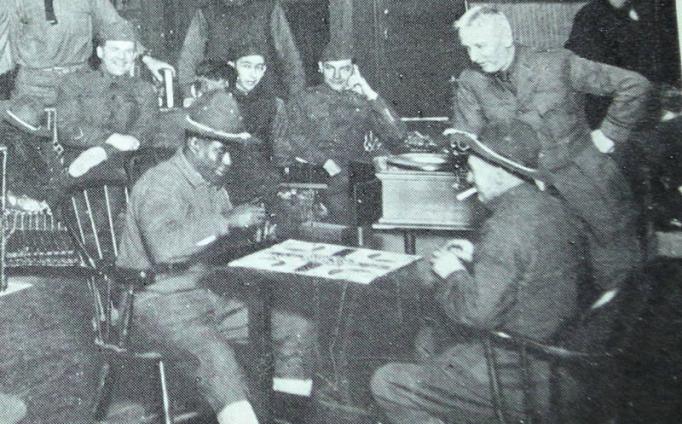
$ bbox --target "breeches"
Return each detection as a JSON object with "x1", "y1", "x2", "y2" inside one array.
[
  {"x1": 371, "y1": 342, "x2": 551, "y2": 424},
  {"x1": 135, "y1": 278, "x2": 315, "y2": 412}
]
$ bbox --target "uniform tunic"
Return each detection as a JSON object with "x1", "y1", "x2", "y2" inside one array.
[
  {"x1": 273, "y1": 84, "x2": 406, "y2": 223},
  {"x1": 452, "y1": 45, "x2": 650, "y2": 290},
  {"x1": 56, "y1": 68, "x2": 158, "y2": 163},
  {"x1": 372, "y1": 184, "x2": 584, "y2": 423}
]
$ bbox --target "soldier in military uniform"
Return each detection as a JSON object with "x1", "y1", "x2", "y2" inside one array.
[
  {"x1": 178, "y1": 0, "x2": 305, "y2": 100},
  {"x1": 54, "y1": 20, "x2": 158, "y2": 199},
  {"x1": 273, "y1": 40, "x2": 407, "y2": 225},
  {"x1": 449, "y1": 6, "x2": 651, "y2": 292}
]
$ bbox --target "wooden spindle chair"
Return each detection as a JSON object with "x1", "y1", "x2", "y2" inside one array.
[
  {"x1": 445, "y1": 267, "x2": 654, "y2": 424},
  {"x1": 62, "y1": 179, "x2": 200, "y2": 423}
]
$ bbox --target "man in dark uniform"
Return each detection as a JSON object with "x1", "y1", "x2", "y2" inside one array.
[
  {"x1": 54, "y1": 21, "x2": 158, "y2": 197},
  {"x1": 273, "y1": 40, "x2": 407, "y2": 224},
  {"x1": 371, "y1": 119, "x2": 585, "y2": 423},
  {"x1": 449, "y1": 6, "x2": 651, "y2": 291},
  {"x1": 224, "y1": 44, "x2": 284, "y2": 205},
  {"x1": 116, "y1": 91, "x2": 315, "y2": 424},
  {"x1": 178, "y1": 0, "x2": 305, "y2": 99}
]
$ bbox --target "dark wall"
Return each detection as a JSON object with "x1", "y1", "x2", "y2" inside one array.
[
  {"x1": 351, "y1": 0, "x2": 468, "y2": 117},
  {"x1": 119, "y1": 0, "x2": 329, "y2": 78}
]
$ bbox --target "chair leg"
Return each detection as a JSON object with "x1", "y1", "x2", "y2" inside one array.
[
  {"x1": 519, "y1": 345, "x2": 535, "y2": 424},
  {"x1": 157, "y1": 359, "x2": 174, "y2": 424},
  {"x1": 483, "y1": 338, "x2": 508, "y2": 424},
  {"x1": 93, "y1": 361, "x2": 120, "y2": 421}
]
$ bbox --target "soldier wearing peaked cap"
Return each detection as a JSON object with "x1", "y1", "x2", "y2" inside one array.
[
  {"x1": 116, "y1": 90, "x2": 316, "y2": 424},
  {"x1": 372, "y1": 119, "x2": 586, "y2": 424},
  {"x1": 6, "y1": 0, "x2": 174, "y2": 105}
]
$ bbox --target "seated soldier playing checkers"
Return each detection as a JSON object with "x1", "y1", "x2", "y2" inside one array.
[
  {"x1": 115, "y1": 91, "x2": 315, "y2": 424},
  {"x1": 371, "y1": 120, "x2": 586, "y2": 423}
]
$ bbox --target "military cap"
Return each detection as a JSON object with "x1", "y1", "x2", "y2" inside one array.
[
  {"x1": 182, "y1": 91, "x2": 259, "y2": 145},
  {"x1": 464, "y1": 119, "x2": 549, "y2": 182},
  {"x1": 227, "y1": 43, "x2": 268, "y2": 62},
  {"x1": 98, "y1": 20, "x2": 137, "y2": 43},
  {"x1": 320, "y1": 39, "x2": 354, "y2": 62}
]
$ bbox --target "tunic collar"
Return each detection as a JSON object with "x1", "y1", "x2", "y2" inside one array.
[{"x1": 171, "y1": 148, "x2": 211, "y2": 188}]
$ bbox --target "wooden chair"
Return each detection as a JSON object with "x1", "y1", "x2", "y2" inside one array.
[
  {"x1": 448, "y1": 268, "x2": 653, "y2": 424},
  {"x1": 438, "y1": 271, "x2": 651, "y2": 424},
  {"x1": 61, "y1": 179, "x2": 200, "y2": 424}
]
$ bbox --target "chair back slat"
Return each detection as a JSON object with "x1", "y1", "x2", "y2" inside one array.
[
  {"x1": 103, "y1": 185, "x2": 118, "y2": 257},
  {"x1": 82, "y1": 189, "x2": 104, "y2": 260},
  {"x1": 62, "y1": 180, "x2": 130, "y2": 348}
]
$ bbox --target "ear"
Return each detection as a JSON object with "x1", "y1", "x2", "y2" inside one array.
[
  {"x1": 96, "y1": 46, "x2": 104, "y2": 60},
  {"x1": 187, "y1": 137, "x2": 201, "y2": 154},
  {"x1": 499, "y1": 23, "x2": 514, "y2": 48},
  {"x1": 318, "y1": 62, "x2": 324, "y2": 73},
  {"x1": 228, "y1": 61, "x2": 236, "y2": 68}
]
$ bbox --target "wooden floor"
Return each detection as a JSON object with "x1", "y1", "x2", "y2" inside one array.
[{"x1": 2, "y1": 258, "x2": 682, "y2": 423}]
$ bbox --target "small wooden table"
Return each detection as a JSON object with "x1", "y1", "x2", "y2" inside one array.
[
  {"x1": 373, "y1": 222, "x2": 473, "y2": 254},
  {"x1": 210, "y1": 254, "x2": 432, "y2": 422}
]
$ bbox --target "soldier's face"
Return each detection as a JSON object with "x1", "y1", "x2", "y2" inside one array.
[
  {"x1": 233, "y1": 55, "x2": 267, "y2": 94},
  {"x1": 319, "y1": 59, "x2": 354, "y2": 92},
  {"x1": 191, "y1": 138, "x2": 233, "y2": 185},
  {"x1": 460, "y1": 25, "x2": 512, "y2": 73},
  {"x1": 97, "y1": 40, "x2": 136, "y2": 77}
]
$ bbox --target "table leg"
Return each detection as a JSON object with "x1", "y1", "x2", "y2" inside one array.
[
  {"x1": 249, "y1": 278, "x2": 274, "y2": 423},
  {"x1": 403, "y1": 230, "x2": 417, "y2": 255}
]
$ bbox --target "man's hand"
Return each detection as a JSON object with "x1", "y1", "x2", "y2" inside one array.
[
  {"x1": 346, "y1": 65, "x2": 378, "y2": 101},
  {"x1": 443, "y1": 239, "x2": 474, "y2": 263},
  {"x1": 141, "y1": 55, "x2": 176, "y2": 81},
  {"x1": 591, "y1": 129, "x2": 615, "y2": 154},
  {"x1": 68, "y1": 147, "x2": 108, "y2": 177},
  {"x1": 105, "y1": 134, "x2": 141, "y2": 151},
  {"x1": 430, "y1": 248, "x2": 465, "y2": 279},
  {"x1": 323, "y1": 159, "x2": 342, "y2": 177},
  {"x1": 226, "y1": 204, "x2": 267, "y2": 228}
]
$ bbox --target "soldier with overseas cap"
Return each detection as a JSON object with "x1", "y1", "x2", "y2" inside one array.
[
  {"x1": 116, "y1": 91, "x2": 316, "y2": 424},
  {"x1": 53, "y1": 20, "x2": 158, "y2": 201},
  {"x1": 6, "y1": 0, "x2": 174, "y2": 105},
  {"x1": 449, "y1": 6, "x2": 651, "y2": 292},
  {"x1": 372, "y1": 119, "x2": 585, "y2": 424},
  {"x1": 178, "y1": 0, "x2": 305, "y2": 100},
  {"x1": 273, "y1": 39, "x2": 408, "y2": 224}
]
